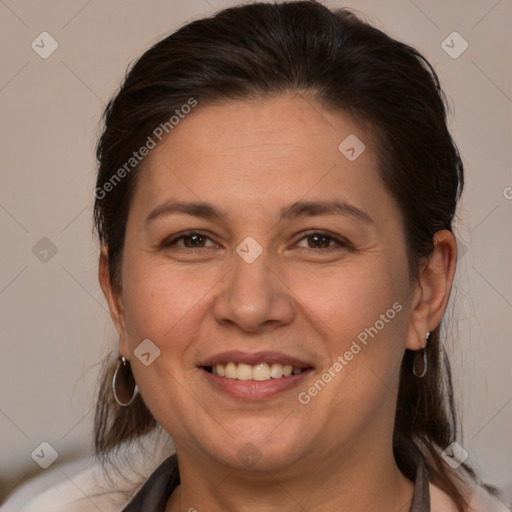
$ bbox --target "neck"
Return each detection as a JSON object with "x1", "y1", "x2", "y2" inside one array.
[{"x1": 167, "y1": 437, "x2": 415, "y2": 512}]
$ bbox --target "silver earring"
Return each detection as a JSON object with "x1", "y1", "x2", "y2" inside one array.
[
  {"x1": 413, "y1": 332, "x2": 430, "y2": 378},
  {"x1": 112, "y1": 356, "x2": 138, "y2": 406}
]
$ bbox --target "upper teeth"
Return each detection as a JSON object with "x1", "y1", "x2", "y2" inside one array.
[{"x1": 211, "y1": 362, "x2": 304, "y2": 381}]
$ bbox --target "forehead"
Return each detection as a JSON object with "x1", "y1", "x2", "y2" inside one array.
[{"x1": 132, "y1": 93, "x2": 394, "y2": 221}]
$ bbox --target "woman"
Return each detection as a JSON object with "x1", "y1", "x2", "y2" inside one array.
[{"x1": 3, "y1": 1, "x2": 507, "y2": 511}]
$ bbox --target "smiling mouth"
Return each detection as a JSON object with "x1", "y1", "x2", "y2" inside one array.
[{"x1": 204, "y1": 362, "x2": 310, "y2": 381}]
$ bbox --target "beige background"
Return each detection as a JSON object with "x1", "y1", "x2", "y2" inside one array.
[{"x1": 0, "y1": 0, "x2": 511, "y2": 502}]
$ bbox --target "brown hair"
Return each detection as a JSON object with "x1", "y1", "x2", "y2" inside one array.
[{"x1": 94, "y1": 1, "x2": 481, "y2": 508}]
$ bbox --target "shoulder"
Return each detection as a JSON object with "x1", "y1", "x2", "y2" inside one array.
[
  {"x1": 430, "y1": 481, "x2": 511, "y2": 512},
  {"x1": 467, "y1": 485, "x2": 511, "y2": 512},
  {"x1": 1, "y1": 434, "x2": 176, "y2": 512},
  {"x1": 0, "y1": 457, "x2": 138, "y2": 512}
]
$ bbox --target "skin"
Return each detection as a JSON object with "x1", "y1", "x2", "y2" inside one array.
[{"x1": 99, "y1": 92, "x2": 457, "y2": 512}]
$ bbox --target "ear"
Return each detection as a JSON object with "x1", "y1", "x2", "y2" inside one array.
[
  {"x1": 98, "y1": 246, "x2": 130, "y2": 358},
  {"x1": 406, "y1": 230, "x2": 457, "y2": 350}
]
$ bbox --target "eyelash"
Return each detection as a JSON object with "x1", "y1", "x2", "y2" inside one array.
[{"x1": 162, "y1": 230, "x2": 351, "y2": 253}]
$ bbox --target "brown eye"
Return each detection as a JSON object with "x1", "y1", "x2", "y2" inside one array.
[
  {"x1": 182, "y1": 234, "x2": 206, "y2": 247},
  {"x1": 163, "y1": 231, "x2": 218, "y2": 249},
  {"x1": 307, "y1": 234, "x2": 331, "y2": 249},
  {"x1": 296, "y1": 231, "x2": 349, "y2": 251}
]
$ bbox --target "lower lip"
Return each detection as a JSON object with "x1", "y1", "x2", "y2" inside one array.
[{"x1": 201, "y1": 368, "x2": 312, "y2": 400}]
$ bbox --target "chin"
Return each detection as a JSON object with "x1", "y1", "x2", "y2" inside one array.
[
  {"x1": 201, "y1": 422, "x2": 315, "y2": 473},
  {"x1": 218, "y1": 442, "x2": 306, "y2": 473}
]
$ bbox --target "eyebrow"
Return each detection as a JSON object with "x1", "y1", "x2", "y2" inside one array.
[{"x1": 144, "y1": 199, "x2": 373, "y2": 227}]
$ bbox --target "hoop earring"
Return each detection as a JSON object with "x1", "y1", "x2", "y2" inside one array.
[
  {"x1": 112, "y1": 356, "x2": 138, "y2": 406},
  {"x1": 413, "y1": 332, "x2": 430, "y2": 378}
]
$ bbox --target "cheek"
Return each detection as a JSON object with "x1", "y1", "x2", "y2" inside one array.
[
  {"x1": 291, "y1": 257, "x2": 407, "y2": 341},
  {"x1": 118, "y1": 258, "x2": 212, "y2": 432},
  {"x1": 290, "y1": 267, "x2": 410, "y2": 448},
  {"x1": 120, "y1": 255, "x2": 218, "y2": 346},
  {"x1": 296, "y1": 258, "x2": 411, "y2": 402}
]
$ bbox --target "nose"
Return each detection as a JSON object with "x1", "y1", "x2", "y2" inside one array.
[{"x1": 212, "y1": 251, "x2": 295, "y2": 333}]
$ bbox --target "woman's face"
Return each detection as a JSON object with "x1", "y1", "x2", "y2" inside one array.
[{"x1": 105, "y1": 93, "x2": 425, "y2": 472}]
